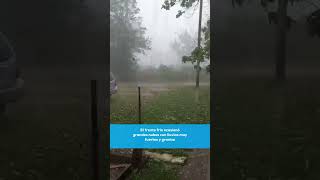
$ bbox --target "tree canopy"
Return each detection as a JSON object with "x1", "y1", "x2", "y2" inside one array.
[
  {"x1": 232, "y1": 0, "x2": 320, "y2": 37},
  {"x1": 182, "y1": 20, "x2": 210, "y2": 72},
  {"x1": 162, "y1": 0, "x2": 210, "y2": 72},
  {"x1": 170, "y1": 30, "x2": 197, "y2": 59},
  {"x1": 110, "y1": 0, "x2": 151, "y2": 80},
  {"x1": 162, "y1": 0, "x2": 200, "y2": 18}
]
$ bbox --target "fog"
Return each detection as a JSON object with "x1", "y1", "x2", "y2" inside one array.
[
  {"x1": 136, "y1": 0, "x2": 210, "y2": 67},
  {"x1": 110, "y1": 0, "x2": 210, "y2": 81}
]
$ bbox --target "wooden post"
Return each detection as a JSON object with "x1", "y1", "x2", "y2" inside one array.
[
  {"x1": 138, "y1": 86, "x2": 142, "y2": 124},
  {"x1": 132, "y1": 85, "x2": 143, "y2": 167}
]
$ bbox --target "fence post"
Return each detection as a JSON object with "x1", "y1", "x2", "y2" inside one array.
[
  {"x1": 138, "y1": 86, "x2": 142, "y2": 124},
  {"x1": 132, "y1": 84, "x2": 143, "y2": 167}
]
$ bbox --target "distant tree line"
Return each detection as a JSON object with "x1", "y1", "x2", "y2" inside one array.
[{"x1": 136, "y1": 64, "x2": 210, "y2": 82}]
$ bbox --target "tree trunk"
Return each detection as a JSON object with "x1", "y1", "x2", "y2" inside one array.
[
  {"x1": 275, "y1": 0, "x2": 288, "y2": 81},
  {"x1": 196, "y1": 61, "x2": 201, "y2": 87}
]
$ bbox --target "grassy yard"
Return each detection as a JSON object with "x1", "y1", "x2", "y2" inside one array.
[
  {"x1": 110, "y1": 83, "x2": 210, "y2": 124},
  {"x1": 110, "y1": 83, "x2": 209, "y2": 179},
  {"x1": 132, "y1": 160, "x2": 181, "y2": 180}
]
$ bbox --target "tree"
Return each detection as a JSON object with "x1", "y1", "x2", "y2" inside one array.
[
  {"x1": 202, "y1": 19, "x2": 210, "y2": 72},
  {"x1": 180, "y1": 20, "x2": 210, "y2": 73},
  {"x1": 195, "y1": 0, "x2": 203, "y2": 90},
  {"x1": 162, "y1": 0, "x2": 210, "y2": 102},
  {"x1": 162, "y1": 0, "x2": 201, "y2": 18},
  {"x1": 111, "y1": 0, "x2": 151, "y2": 81},
  {"x1": 170, "y1": 30, "x2": 197, "y2": 60},
  {"x1": 181, "y1": 19, "x2": 210, "y2": 71}
]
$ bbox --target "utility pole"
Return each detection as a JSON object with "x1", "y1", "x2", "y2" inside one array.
[{"x1": 195, "y1": 0, "x2": 203, "y2": 102}]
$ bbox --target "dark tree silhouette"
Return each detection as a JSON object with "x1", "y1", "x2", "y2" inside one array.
[
  {"x1": 307, "y1": 9, "x2": 320, "y2": 36},
  {"x1": 110, "y1": 0, "x2": 151, "y2": 81},
  {"x1": 233, "y1": 0, "x2": 320, "y2": 81}
]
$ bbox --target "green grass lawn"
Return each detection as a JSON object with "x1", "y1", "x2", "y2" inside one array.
[
  {"x1": 110, "y1": 84, "x2": 209, "y2": 179},
  {"x1": 132, "y1": 160, "x2": 181, "y2": 180},
  {"x1": 110, "y1": 85, "x2": 210, "y2": 124}
]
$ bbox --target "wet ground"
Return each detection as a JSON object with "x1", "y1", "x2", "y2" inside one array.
[
  {"x1": 110, "y1": 81, "x2": 210, "y2": 124},
  {"x1": 110, "y1": 82, "x2": 211, "y2": 179}
]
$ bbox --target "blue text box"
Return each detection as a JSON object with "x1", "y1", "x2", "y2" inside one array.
[{"x1": 110, "y1": 124, "x2": 210, "y2": 149}]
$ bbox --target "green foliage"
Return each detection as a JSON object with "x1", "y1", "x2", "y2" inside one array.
[
  {"x1": 202, "y1": 19, "x2": 210, "y2": 59},
  {"x1": 182, "y1": 47, "x2": 205, "y2": 64},
  {"x1": 181, "y1": 46, "x2": 209, "y2": 73},
  {"x1": 182, "y1": 19, "x2": 210, "y2": 71},
  {"x1": 111, "y1": 0, "x2": 151, "y2": 80},
  {"x1": 132, "y1": 160, "x2": 180, "y2": 180},
  {"x1": 162, "y1": 0, "x2": 210, "y2": 72},
  {"x1": 162, "y1": 0, "x2": 199, "y2": 18}
]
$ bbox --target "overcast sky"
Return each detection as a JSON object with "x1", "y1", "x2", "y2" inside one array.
[{"x1": 136, "y1": 0, "x2": 210, "y2": 67}]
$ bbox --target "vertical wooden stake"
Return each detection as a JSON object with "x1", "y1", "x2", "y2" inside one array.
[
  {"x1": 138, "y1": 86, "x2": 142, "y2": 124},
  {"x1": 132, "y1": 85, "x2": 143, "y2": 167}
]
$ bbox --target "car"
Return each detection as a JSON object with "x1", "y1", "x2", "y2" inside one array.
[
  {"x1": 110, "y1": 72, "x2": 118, "y2": 95},
  {"x1": 0, "y1": 32, "x2": 24, "y2": 115}
]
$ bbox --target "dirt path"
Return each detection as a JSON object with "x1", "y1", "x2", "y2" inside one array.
[{"x1": 179, "y1": 149, "x2": 210, "y2": 180}]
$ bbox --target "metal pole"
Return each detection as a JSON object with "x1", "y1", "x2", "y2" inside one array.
[{"x1": 195, "y1": 0, "x2": 203, "y2": 88}]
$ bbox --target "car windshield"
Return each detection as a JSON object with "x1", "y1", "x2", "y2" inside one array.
[{"x1": 0, "y1": 33, "x2": 13, "y2": 62}]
